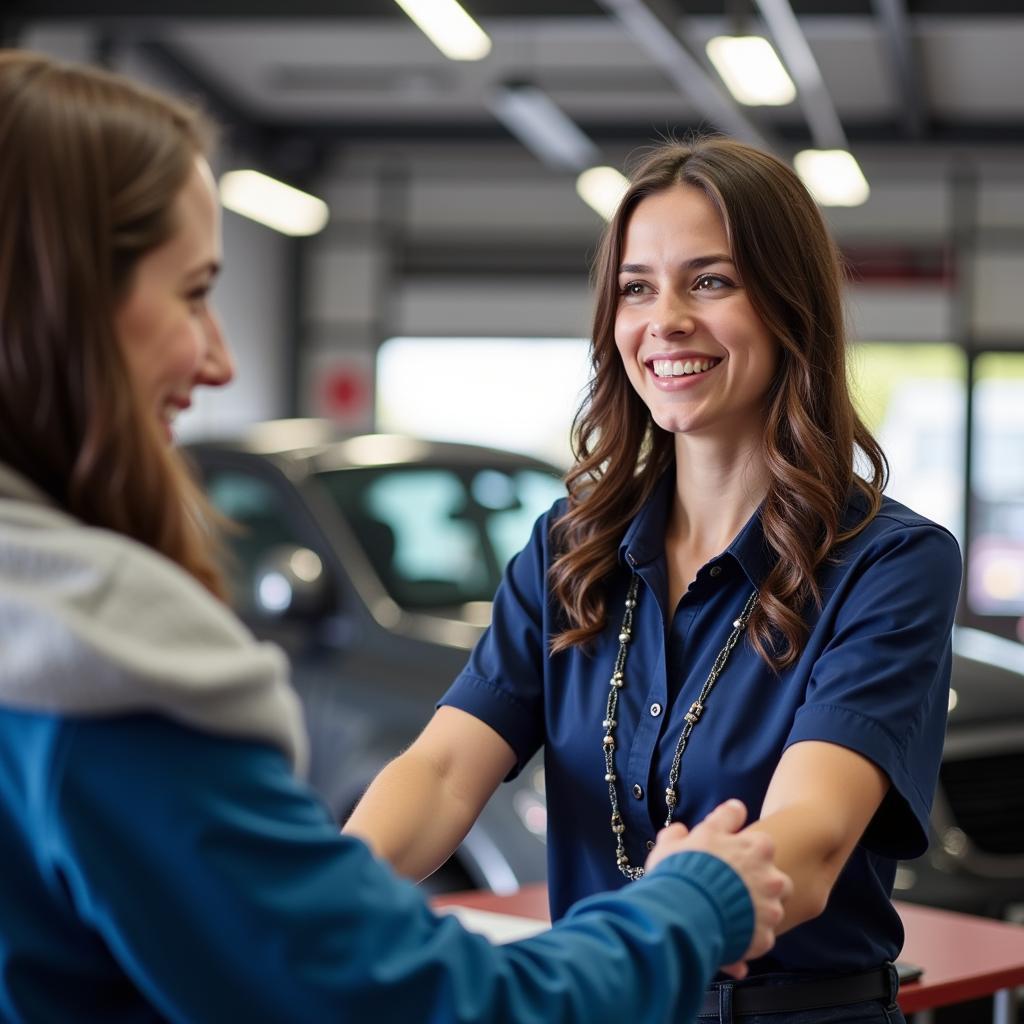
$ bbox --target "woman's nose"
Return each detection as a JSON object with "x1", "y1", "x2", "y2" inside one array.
[
  {"x1": 649, "y1": 293, "x2": 695, "y2": 339},
  {"x1": 198, "y1": 313, "x2": 235, "y2": 388}
]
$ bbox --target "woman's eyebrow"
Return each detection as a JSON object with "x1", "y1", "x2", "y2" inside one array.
[
  {"x1": 618, "y1": 254, "x2": 734, "y2": 274},
  {"x1": 186, "y1": 260, "x2": 221, "y2": 281}
]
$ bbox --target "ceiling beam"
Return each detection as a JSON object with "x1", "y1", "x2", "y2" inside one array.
[
  {"x1": 265, "y1": 115, "x2": 1024, "y2": 150},
  {"x1": 594, "y1": 0, "x2": 775, "y2": 150},
  {"x1": 871, "y1": 0, "x2": 928, "y2": 139},
  {"x1": 0, "y1": 16, "x2": 25, "y2": 45},
  {"x1": 753, "y1": 0, "x2": 847, "y2": 150},
  {"x1": 134, "y1": 40, "x2": 331, "y2": 182},
  {"x1": 134, "y1": 38, "x2": 261, "y2": 133},
  {"x1": 7, "y1": 0, "x2": 602, "y2": 16}
]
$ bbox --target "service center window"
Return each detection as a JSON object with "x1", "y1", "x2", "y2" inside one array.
[
  {"x1": 376, "y1": 337, "x2": 589, "y2": 468},
  {"x1": 850, "y1": 342, "x2": 967, "y2": 545},
  {"x1": 968, "y1": 353, "x2": 1024, "y2": 627}
]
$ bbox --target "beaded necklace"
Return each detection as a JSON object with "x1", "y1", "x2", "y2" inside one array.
[{"x1": 603, "y1": 574, "x2": 759, "y2": 879}]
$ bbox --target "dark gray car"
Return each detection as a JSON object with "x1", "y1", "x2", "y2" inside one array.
[
  {"x1": 896, "y1": 627, "x2": 1024, "y2": 924},
  {"x1": 188, "y1": 421, "x2": 561, "y2": 894}
]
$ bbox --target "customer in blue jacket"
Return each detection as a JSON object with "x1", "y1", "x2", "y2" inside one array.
[
  {"x1": 346, "y1": 140, "x2": 962, "y2": 1022},
  {"x1": 0, "y1": 51, "x2": 790, "y2": 1024}
]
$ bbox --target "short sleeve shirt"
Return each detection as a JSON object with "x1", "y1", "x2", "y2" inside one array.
[{"x1": 440, "y1": 472, "x2": 962, "y2": 974}]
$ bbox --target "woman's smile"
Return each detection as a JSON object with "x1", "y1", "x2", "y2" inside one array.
[{"x1": 649, "y1": 355, "x2": 723, "y2": 384}]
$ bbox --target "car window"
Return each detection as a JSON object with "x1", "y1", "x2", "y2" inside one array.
[
  {"x1": 480, "y1": 470, "x2": 567, "y2": 568},
  {"x1": 316, "y1": 464, "x2": 564, "y2": 611}
]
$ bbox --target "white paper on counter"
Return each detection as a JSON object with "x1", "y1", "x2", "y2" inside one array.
[{"x1": 437, "y1": 905, "x2": 550, "y2": 944}]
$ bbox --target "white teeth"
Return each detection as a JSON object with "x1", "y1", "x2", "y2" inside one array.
[{"x1": 652, "y1": 358, "x2": 717, "y2": 378}]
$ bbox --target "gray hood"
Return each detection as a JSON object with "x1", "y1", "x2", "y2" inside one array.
[{"x1": 0, "y1": 462, "x2": 308, "y2": 775}]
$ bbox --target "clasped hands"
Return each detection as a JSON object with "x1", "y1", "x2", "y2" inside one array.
[{"x1": 645, "y1": 799, "x2": 792, "y2": 979}]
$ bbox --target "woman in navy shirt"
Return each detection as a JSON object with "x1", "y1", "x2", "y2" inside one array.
[{"x1": 347, "y1": 139, "x2": 962, "y2": 1023}]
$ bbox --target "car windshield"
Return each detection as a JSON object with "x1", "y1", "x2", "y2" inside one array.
[{"x1": 315, "y1": 464, "x2": 565, "y2": 610}]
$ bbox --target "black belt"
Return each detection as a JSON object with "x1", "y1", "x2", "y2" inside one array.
[{"x1": 697, "y1": 965, "x2": 895, "y2": 1018}]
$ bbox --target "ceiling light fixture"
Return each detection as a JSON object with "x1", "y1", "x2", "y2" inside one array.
[
  {"x1": 705, "y1": 35, "x2": 796, "y2": 106},
  {"x1": 490, "y1": 83, "x2": 600, "y2": 171},
  {"x1": 219, "y1": 170, "x2": 329, "y2": 236},
  {"x1": 576, "y1": 166, "x2": 630, "y2": 221},
  {"x1": 793, "y1": 149, "x2": 870, "y2": 207},
  {"x1": 393, "y1": 0, "x2": 492, "y2": 61}
]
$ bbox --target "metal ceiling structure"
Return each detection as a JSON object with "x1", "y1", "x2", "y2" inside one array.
[{"x1": 7, "y1": 0, "x2": 1024, "y2": 168}]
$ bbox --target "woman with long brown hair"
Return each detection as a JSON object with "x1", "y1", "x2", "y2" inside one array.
[
  {"x1": 0, "y1": 52, "x2": 792, "y2": 1023},
  {"x1": 347, "y1": 138, "x2": 961, "y2": 1022}
]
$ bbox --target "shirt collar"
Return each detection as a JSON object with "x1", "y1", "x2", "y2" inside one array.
[
  {"x1": 619, "y1": 471, "x2": 673, "y2": 568},
  {"x1": 618, "y1": 468, "x2": 776, "y2": 588}
]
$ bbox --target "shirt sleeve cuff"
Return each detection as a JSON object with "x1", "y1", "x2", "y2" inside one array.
[
  {"x1": 438, "y1": 673, "x2": 541, "y2": 780},
  {"x1": 784, "y1": 703, "x2": 931, "y2": 858}
]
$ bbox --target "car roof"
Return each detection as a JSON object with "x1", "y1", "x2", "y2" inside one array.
[{"x1": 185, "y1": 419, "x2": 563, "y2": 475}]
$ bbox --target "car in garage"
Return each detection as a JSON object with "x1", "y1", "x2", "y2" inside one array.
[
  {"x1": 186, "y1": 420, "x2": 562, "y2": 894},
  {"x1": 896, "y1": 627, "x2": 1024, "y2": 925}
]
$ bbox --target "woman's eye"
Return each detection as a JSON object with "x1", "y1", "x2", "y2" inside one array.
[
  {"x1": 621, "y1": 281, "x2": 647, "y2": 296},
  {"x1": 694, "y1": 274, "x2": 729, "y2": 291},
  {"x1": 187, "y1": 289, "x2": 210, "y2": 313}
]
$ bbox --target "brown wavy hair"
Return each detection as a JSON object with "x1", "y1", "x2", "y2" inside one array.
[
  {"x1": 551, "y1": 138, "x2": 887, "y2": 669},
  {"x1": 0, "y1": 50, "x2": 225, "y2": 597}
]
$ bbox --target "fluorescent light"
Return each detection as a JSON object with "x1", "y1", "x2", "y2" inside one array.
[
  {"x1": 576, "y1": 166, "x2": 629, "y2": 221},
  {"x1": 490, "y1": 84, "x2": 600, "y2": 171},
  {"x1": 394, "y1": 0, "x2": 491, "y2": 61},
  {"x1": 793, "y1": 149, "x2": 870, "y2": 207},
  {"x1": 706, "y1": 35, "x2": 796, "y2": 106},
  {"x1": 219, "y1": 170, "x2": 329, "y2": 237}
]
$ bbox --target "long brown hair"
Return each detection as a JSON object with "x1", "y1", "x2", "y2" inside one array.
[
  {"x1": 0, "y1": 51, "x2": 225, "y2": 596},
  {"x1": 551, "y1": 138, "x2": 887, "y2": 669}
]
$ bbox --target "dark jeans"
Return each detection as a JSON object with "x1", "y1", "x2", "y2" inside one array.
[{"x1": 696, "y1": 965, "x2": 905, "y2": 1024}]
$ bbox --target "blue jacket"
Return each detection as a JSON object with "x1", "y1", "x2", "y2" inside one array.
[
  {"x1": 0, "y1": 462, "x2": 753, "y2": 1022},
  {"x1": 0, "y1": 712, "x2": 754, "y2": 1023}
]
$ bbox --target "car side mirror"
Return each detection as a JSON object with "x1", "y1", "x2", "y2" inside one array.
[{"x1": 252, "y1": 545, "x2": 334, "y2": 621}]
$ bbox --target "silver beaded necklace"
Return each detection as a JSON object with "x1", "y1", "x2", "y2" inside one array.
[{"x1": 603, "y1": 574, "x2": 759, "y2": 880}]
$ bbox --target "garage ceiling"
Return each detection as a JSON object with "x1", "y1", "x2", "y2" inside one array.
[{"x1": 9, "y1": 1, "x2": 1024, "y2": 169}]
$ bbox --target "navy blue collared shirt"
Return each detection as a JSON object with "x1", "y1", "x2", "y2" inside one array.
[{"x1": 441, "y1": 472, "x2": 962, "y2": 974}]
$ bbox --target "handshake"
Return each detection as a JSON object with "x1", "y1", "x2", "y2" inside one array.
[{"x1": 645, "y1": 799, "x2": 792, "y2": 977}]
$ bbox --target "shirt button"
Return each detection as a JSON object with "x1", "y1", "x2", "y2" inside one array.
[
  {"x1": 650, "y1": 703, "x2": 662, "y2": 717},
  {"x1": 709, "y1": 565, "x2": 722, "y2": 578},
  {"x1": 632, "y1": 784, "x2": 644, "y2": 800},
  {"x1": 646, "y1": 840, "x2": 655, "y2": 851}
]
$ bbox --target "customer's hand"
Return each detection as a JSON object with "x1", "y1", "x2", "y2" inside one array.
[{"x1": 644, "y1": 799, "x2": 791, "y2": 979}]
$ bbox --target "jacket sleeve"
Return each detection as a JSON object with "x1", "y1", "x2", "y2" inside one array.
[{"x1": 45, "y1": 714, "x2": 751, "y2": 1024}]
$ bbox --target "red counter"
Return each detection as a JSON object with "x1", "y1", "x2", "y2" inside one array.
[{"x1": 435, "y1": 884, "x2": 1024, "y2": 1021}]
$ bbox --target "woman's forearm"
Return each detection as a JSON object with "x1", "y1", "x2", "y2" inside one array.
[
  {"x1": 747, "y1": 740, "x2": 891, "y2": 933},
  {"x1": 746, "y1": 805, "x2": 844, "y2": 932},
  {"x1": 343, "y1": 706, "x2": 517, "y2": 882},
  {"x1": 343, "y1": 748, "x2": 478, "y2": 881}
]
